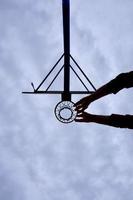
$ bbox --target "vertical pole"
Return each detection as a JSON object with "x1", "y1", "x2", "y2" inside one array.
[{"x1": 62, "y1": 0, "x2": 71, "y2": 101}]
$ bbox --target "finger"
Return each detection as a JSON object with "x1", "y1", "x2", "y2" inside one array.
[
  {"x1": 75, "y1": 106, "x2": 84, "y2": 111},
  {"x1": 74, "y1": 100, "x2": 82, "y2": 107},
  {"x1": 76, "y1": 110, "x2": 84, "y2": 115},
  {"x1": 76, "y1": 109, "x2": 85, "y2": 114},
  {"x1": 74, "y1": 103, "x2": 82, "y2": 108},
  {"x1": 76, "y1": 112, "x2": 87, "y2": 119},
  {"x1": 75, "y1": 119, "x2": 84, "y2": 122},
  {"x1": 76, "y1": 111, "x2": 84, "y2": 115},
  {"x1": 77, "y1": 113, "x2": 83, "y2": 117}
]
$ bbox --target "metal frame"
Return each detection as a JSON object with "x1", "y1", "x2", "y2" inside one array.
[
  {"x1": 22, "y1": 54, "x2": 96, "y2": 95},
  {"x1": 22, "y1": 0, "x2": 96, "y2": 101}
]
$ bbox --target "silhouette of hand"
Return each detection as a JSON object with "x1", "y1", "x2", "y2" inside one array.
[
  {"x1": 75, "y1": 112, "x2": 93, "y2": 122},
  {"x1": 74, "y1": 95, "x2": 93, "y2": 112}
]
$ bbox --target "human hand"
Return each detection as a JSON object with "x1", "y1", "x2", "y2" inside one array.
[
  {"x1": 74, "y1": 95, "x2": 93, "y2": 112},
  {"x1": 75, "y1": 112, "x2": 93, "y2": 122}
]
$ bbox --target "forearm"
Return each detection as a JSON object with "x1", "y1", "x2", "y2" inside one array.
[
  {"x1": 88, "y1": 83, "x2": 113, "y2": 103},
  {"x1": 88, "y1": 71, "x2": 133, "y2": 103},
  {"x1": 89, "y1": 114, "x2": 133, "y2": 129},
  {"x1": 90, "y1": 114, "x2": 111, "y2": 126}
]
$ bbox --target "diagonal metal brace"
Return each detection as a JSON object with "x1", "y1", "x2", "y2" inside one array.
[
  {"x1": 70, "y1": 54, "x2": 96, "y2": 91},
  {"x1": 70, "y1": 65, "x2": 89, "y2": 91},
  {"x1": 46, "y1": 65, "x2": 64, "y2": 91},
  {"x1": 35, "y1": 54, "x2": 64, "y2": 91}
]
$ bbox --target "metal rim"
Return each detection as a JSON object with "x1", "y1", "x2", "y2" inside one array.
[{"x1": 54, "y1": 101, "x2": 77, "y2": 123}]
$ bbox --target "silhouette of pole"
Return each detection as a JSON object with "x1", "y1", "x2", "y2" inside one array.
[
  {"x1": 22, "y1": 0, "x2": 96, "y2": 100},
  {"x1": 62, "y1": 0, "x2": 71, "y2": 101}
]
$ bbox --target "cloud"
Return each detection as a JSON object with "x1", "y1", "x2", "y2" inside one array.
[{"x1": 0, "y1": 0, "x2": 133, "y2": 200}]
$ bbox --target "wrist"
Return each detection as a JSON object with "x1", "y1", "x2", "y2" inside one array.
[{"x1": 85, "y1": 113, "x2": 95, "y2": 122}]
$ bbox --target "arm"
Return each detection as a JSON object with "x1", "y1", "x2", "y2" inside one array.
[
  {"x1": 75, "y1": 71, "x2": 133, "y2": 111},
  {"x1": 75, "y1": 112, "x2": 133, "y2": 129}
]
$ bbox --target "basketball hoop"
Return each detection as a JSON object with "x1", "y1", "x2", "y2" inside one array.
[{"x1": 55, "y1": 101, "x2": 77, "y2": 123}]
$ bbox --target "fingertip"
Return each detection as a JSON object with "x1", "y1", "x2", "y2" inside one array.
[
  {"x1": 75, "y1": 108, "x2": 81, "y2": 112},
  {"x1": 74, "y1": 102, "x2": 79, "y2": 107},
  {"x1": 74, "y1": 119, "x2": 80, "y2": 122},
  {"x1": 76, "y1": 113, "x2": 83, "y2": 117}
]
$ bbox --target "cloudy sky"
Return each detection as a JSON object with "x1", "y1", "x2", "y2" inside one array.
[{"x1": 0, "y1": 0, "x2": 133, "y2": 199}]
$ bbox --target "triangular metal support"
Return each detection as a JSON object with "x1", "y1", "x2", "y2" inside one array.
[{"x1": 22, "y1": 53, "x2": 96, "y2": 96}]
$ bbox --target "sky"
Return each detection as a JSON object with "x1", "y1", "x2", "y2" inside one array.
[{"x1": 0, "y1": 0, "x2": 133, "y2": 199}]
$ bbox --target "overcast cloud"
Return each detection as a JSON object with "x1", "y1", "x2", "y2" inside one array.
[{"x1": 0, "y1": 0, "x2": 133, "y2": 199}]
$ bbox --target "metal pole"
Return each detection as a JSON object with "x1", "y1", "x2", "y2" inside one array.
[{"x1": 62, "y1": 0, "x2": 71, "y2": 101}]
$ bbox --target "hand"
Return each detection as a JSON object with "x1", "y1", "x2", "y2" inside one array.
[
  {"x1": 75, "y1": 112, "x2": 93, "y2": 122},
  {"x1": 74, "y1": 95, "x2": 93, "y2": 112}
]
